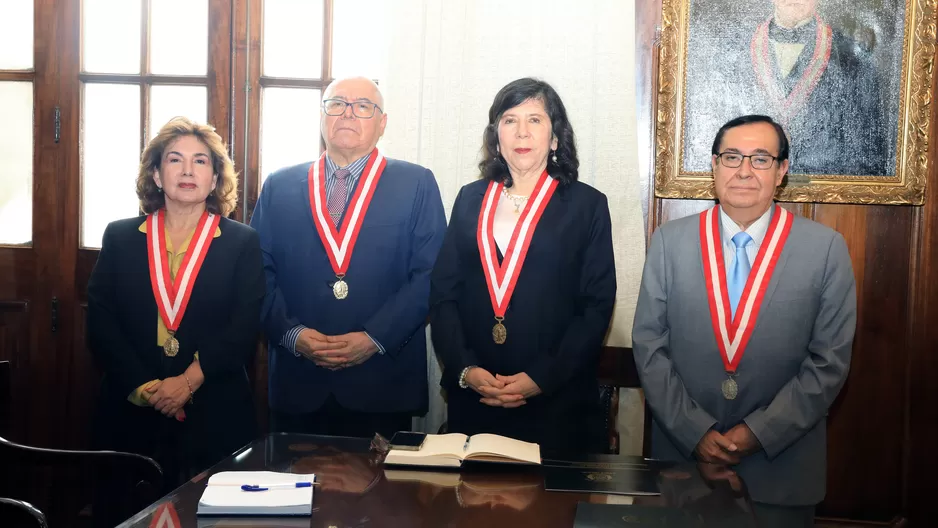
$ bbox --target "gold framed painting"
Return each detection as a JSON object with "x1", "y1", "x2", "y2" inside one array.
[{"x1": 654, "y1": 0, "x2": 936, "y2": 205}]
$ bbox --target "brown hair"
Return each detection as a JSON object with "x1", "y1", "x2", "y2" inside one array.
[{"x1": 136, "y1": 117, "x2": 238, "y2": 216}]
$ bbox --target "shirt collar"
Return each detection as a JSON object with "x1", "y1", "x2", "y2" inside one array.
[
  {"x1": 719, "y1": 203, "x2": 774, "y2": 247},
  {"x1": 324, "y1": 150, "x2": 373, "y2": 180},
  {"x1": 138, "y1": 217, "x2": 223, "y2": 248}
]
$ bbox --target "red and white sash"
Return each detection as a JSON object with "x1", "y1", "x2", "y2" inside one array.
[
  {"x1": 308, "y1": 149, "x2": 387, "y2": 276},
  {"x1": 146, "y1": 209, "x2": 220, "y2": 334},
  {"x1": 750, "y1": 14, "x2": 832, "y2": 124},
  {"x1": 699, "y1": 205, "x2": 793, "y2": 372},
  {"x1": 477, "y1": 170, "x2": 558, "y2": 319}
]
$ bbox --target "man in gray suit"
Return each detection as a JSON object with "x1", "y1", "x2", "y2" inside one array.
[{"x1": 633, "y1": 115, "x2": 856, "y2": 527}]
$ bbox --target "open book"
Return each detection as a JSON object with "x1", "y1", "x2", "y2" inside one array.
[
  {"x1": 383, "y1": 433, "x2": 541, "y2": 468},
  {"x1": 197, "y1": 471, "x2": 316, "y2": 516}
]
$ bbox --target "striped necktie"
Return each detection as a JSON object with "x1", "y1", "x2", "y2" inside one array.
[{"x1": 327, "y1": 168, "x2": 351, "y2": 227}]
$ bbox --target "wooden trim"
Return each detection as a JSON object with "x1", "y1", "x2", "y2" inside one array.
[
  {"x1": 322, "y1": 0, "x2": 334, "y2": 82},
  {"x1": 78, "y1": 73, "x2": 209, "y2": 85},
  {"x1": 140, "y1": 0, "x2": 150, "y2": 146},
  {"x1": 0, "y1": 71, "x2": 35, "y2": 82},
  {"x1": 258, "y1": 76, "x2": 329, "y2": 89},
  {"x1": 207, "y1": 0, "x2": 233, "y2": 157},
  {"x1": 232, "y1": 0, "x2": 262, "y2": 222}
]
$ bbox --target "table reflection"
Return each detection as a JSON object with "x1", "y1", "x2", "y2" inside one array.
[{"x1": 117, "y1": 434, "x2": 763, "y2": 528}]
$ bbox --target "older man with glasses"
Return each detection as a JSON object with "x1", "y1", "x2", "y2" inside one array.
[
  {"x1": 633, "y1": 115, "x2": 856, "y2": 527},
  {"x1": 251, "y1": 76, "x2": 446, "y2": 439}
]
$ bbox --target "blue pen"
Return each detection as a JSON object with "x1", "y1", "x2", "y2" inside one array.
[{"x1": 241, "y1": 482, "x2": 313, "y2": 492}]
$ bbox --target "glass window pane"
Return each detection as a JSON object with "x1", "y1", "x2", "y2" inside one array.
[
  {"x1": 0, "y1": 82, "x2": 34, "y2": 245},
  {"x1": 149, "y1": 85, "x2": 208, "y2": 140},
  {"x1": 150, "y1": 0, "x2": 208, "y2": 75},
  {"x1": 332, "y1": 0, "x2": 387, "y2": 80},
  {"x1": 0, "y1": 1, "x2": 33, "y2": 70},
  {"x1": 83, "y1": 0, "x2": 141, "y2": 74},
  {"x1": 260, "y1": 88, "x2": 321, "y2": 184},
  {"x1": 262, "y1": 0, "x2": 323, "y2": 78},
  {"x1": 83, "y1": 84, "x2": 141, "y2": 248}
]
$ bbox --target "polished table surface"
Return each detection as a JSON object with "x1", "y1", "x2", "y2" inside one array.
[{"x1": 117, "y1": 433, "x2": 759, "y2": 527}]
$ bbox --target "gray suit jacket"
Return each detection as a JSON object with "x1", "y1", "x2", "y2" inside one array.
[{"x1": 632, "y1": 207, "x2": 856, "y2": 506}]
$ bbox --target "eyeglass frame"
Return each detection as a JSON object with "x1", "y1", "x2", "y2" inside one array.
[
  {"x1": 322, "y1": 98, "x2": 384, "y2": 119},
  {"x1": 714, "y1": 151, "x2": 780, "y2": 170}
]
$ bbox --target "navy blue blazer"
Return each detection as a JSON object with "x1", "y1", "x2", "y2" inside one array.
[
  {"x1": 429, "y1": 178, "x2": 616, "y2": 449},
  {"x1": 252, "y1": 155, "x2": 447, "y2": 415}
]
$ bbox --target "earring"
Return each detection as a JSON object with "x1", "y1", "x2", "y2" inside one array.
[
  {"x1": 157, "y1": 186, "x2": 163, "y2": 193},
  {"x1": 496, "y1": 144, "x2": 500, "y2": 155},
  {"x1": 551, "y1": 150, "x2": 558, "y2": 163}
]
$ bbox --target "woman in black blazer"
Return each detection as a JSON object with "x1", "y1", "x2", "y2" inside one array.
[
  {"x1": 87, "y1": 117, "x2": 264, "y2": 498},
  {"x1": 429, "y1": 78, "x2": 616, "y2": 453}
]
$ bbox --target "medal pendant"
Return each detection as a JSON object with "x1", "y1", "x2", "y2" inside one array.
[
  {"x1": 333, "y1": 278, "x2": 349, "y2": 300},
  {"x1": 163, "y1": 335, "x2": 180, "y2": 358},
  {"x1": 492, "y1": 319, "x2": 507, "y2": 345},
  {"x1": 721, "y1": 377, "x2": 738, "y2": 400}
]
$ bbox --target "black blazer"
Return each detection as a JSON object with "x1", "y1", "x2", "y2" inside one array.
[
  {"x1": 429, "y1": 179, "x2": 616, "y2": 447},
  {"x1": 87, "y1": 215, "x2": 264, "y2": 463}
]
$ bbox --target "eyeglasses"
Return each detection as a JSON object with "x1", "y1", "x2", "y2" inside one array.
[
  {"x1": 716, "y1": 152, "x2": 778, "y2": 170},
  {"x1": 322, "y1": 98, "x2": 383, "y2": 118}
]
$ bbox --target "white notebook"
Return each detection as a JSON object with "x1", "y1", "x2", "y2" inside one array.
[{"x1": 197, "y1": 471, "x2": 316, "y2": 516}]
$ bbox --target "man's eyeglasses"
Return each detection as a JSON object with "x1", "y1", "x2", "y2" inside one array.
[
  {"x1": 322, "y1": 98, "x2": 383, "y2": 118},
  {"x1": 716, "y1": 152, "x2": 778, "y2": 170}
]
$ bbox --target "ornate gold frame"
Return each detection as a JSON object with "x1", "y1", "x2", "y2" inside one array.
[{"x1": 654, "y1": 0, "x2": 935, "y2": 205}]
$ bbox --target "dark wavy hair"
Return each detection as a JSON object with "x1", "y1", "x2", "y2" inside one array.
[
  {"x1": 711, "y1": 114, "x2": 790, "y2": 161},
  {"x1": 478, "y1": 78, "x2": 578, "y2": 187}
]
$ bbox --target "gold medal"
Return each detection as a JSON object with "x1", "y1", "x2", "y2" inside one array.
[
  {"x1": 163, "y1": 334, "x2": 180, "y2": 357},
  {"x1": 333, "y1": 276, "x2": 348, "y2": 300},
  {"x1": 492, "y1": 317, "x2": 507, "y2": 344},
  {"x1": 721, "y1": 377, "x2": 738, "y2": 400}
]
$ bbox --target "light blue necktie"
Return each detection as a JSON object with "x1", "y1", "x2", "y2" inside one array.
[{"x1": 728, "y1": 232, "x2": 753, "y2": 317}]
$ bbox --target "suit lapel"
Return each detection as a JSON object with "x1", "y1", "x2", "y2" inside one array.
[{"x1": 751, "y1": 231, "x2": 792, "y2": 332}]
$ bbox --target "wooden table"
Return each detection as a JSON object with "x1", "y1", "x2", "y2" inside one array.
[{"x1": 117, "y1": 433, "x2": 762, "y2": 527}]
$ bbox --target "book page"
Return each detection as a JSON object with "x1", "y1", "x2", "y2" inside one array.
[
  {"x1": 465, "y1": 434, "x2": 541, "y2": 464},
  {"x1": 385, "y1": 433, "x2": 468, "y2": 462}
]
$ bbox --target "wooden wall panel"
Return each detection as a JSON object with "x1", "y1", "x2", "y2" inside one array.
[
  {"x1": 904, "y1": 65, "x2": 938, "y2": 527},
  {"x1": 0, "y1": 301, "x2": 30, "y2": 439},
  {"x1": 64, "y1": 304, "x2": 98, "y2": 450},
  {"x1": 816, "y1": 205, "x2": 910, "y2": 521}
]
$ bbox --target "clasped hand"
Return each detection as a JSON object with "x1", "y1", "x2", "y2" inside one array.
[
  {"x1": 694, "y1": 424, "x2": 762, "y2": 465},
  {"x1": 465, "y1": 367, "x2": 541, "y2": 408},
  {"x1": 296, "y1": 328, "x2": 378, "y2": 370},
  {"x1": 144, "y1": 377, "x2": 190, "y2": 420}
]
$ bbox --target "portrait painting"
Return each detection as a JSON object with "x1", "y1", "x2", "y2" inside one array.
[{"x1": 654, "y1": 0, "x2": 936, "y2": 204}]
